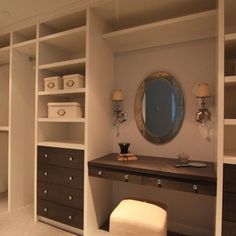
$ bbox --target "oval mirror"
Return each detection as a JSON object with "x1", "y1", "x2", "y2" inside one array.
[{"x1": 135, "y1": 71, "x2": 184, "y2": 144}]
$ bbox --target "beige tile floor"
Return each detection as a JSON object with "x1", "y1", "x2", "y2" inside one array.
[{"x1": 0, "y1": 205, "x2": 77, "y2": 236}]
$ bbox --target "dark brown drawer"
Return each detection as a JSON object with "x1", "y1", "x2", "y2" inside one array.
[
  {"x1": 223, "y1": 220, "x2": 236, "y2": 236},
  {"x1": 38, "y1": 182, "x2": 83, "y2": 210},
  {"x1": 89, "y1": 167, "x2": 142, "y2": 185},
  {"x1": 224, "y1": 164, "x2": 236, "y2": 193},
  {"x1": 223, "y1": 192, "x2": 236, "y2": 221},
  {"x1": 38, "y1": 163, "x2": 83, "y2": 189},
  {"x1": 38, "y1": 146, "x2": 84, "y2": 170},
  {"x1": 143, "y1": 176, "x2": 216, "y2": 196},
  {"x1": 38, "y1": 199, "x2": 83, "y2": 229}
]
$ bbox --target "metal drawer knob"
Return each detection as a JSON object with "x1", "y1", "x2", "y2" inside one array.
[
  {"x1": 44, "y1": 190, "x2": 48, "y2": 194},
  {"x1": 192, "y1": 184, "x2": 198, "y2": 193},
  {"x1": 69, "y1": 176, "x2": 73, "y2": 181},
  {"x1": 157, "y1": 179, "x2": 162, "y2": 187},
  {"x1": 124, "y1": 174, "x2": 129, "y2": 181},
  {"x1": 69, "y1": 157, "x2": 73, "y2": 161},
  {"x1": 44, "y1": 154, "x2": 48, "y2": 158},
  {"x1": 44, "y1": 208, "x2": 48, "y2": 212},
  {"x1": 98, "y1": 171, "x2": 102, "y2": 176},
  {"x1": 68, "y1": 195, "x2": 73, "y2": 200},
  {"x1": 68, "y1": 215, "x2": 72, "y2": 220},
  {"x1": 44, "y1": 172, "x2": 48, "y2": 176}
]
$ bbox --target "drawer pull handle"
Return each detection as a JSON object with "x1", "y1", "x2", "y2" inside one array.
[
  {"x1": 157, "y1": 179, "x2": 162, "y2": 187},
  {"x1": 68, "y1": 195, "x2": 73, "y2": 200},
  {"x1": 124, "y1": 174, "x2": 129, "y2": 181},
  {"x1": 69, "y1": 157, "x2": 73, "y2": 161},
  {"x1": 44, "y1": 190, "x2": 48, "y2": 194},
  {"x1": 44, "y1": 172, "x2": 48, "y2": 176},
  {"x1": 98, "y1": 171, "x2": 102, "y2": 176},
  {"x1": 47, "y1": 82, "x2": 55, "y2": 89},
  {"x1": 57, "y1": 109, "x2": 66, "y2": 117},
  {"x1": 69, "y1": 176, "x2": 73, "y2": 181},
  {"x1": 192, "y1": 185, "x2": 198, "y2": 193},
  {"x1": 44, "y1": 208, "x2": 48, "y2": 212},
  {"x1": 66, "y1": 80, "x2": 75, "y2": 87},
  {"x1": 68, "y1": 215, "x2": 72, "y2": 220},
  {"x1": 44, "y1": 154, "x2": 48, "y2": 158}
]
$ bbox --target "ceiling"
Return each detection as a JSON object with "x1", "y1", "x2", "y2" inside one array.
[{"x1": 0, "y1": 0, "x2": 83, "y2": 31}]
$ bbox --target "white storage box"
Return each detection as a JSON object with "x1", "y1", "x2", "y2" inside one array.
[
  {"x1": 48, "y1": 102, "x2": 82, "y2": 119},
  {"x1": 44, "y1": 76, "x2": 62, "y2": 91},
  {"x1": 63, "y1": 73, "x2": 85, "y2": 90}
]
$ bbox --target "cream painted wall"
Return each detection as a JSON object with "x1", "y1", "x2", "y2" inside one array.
[
  {"x1": 112, "y1": 38, "x2": 216, "y2": 235},
  {"x1": 113, "y1": 38, "x2": 216, "y2": 162}
]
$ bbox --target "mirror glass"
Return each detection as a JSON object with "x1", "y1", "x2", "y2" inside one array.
[{"x1": 135, "y1": 72, "x2": 184, "y2": 144}]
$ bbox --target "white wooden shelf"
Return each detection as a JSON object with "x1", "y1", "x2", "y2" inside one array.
[
  {"x1": 39, "y1": 27, "x2": 86, "y2": 56},
  {"x1": 225, "y1": 33, "x2": 236, "y2": 56},
  {"x1": 12, "y1": 39, "x2": 36, "y2": 58},
  {"x1": 38, "y1": 88, "x2": 86, "y2": 96},
  {"x1": 37, "y1": 140, "x2": 85, "y2": 150},
  {"x1": 224, "y1": 119, "x2": 236, "y2": 125},
  {"x1": 0, "y1": 46, "x2": 10, "y2": 66},
  {"x1": 224, "y1": 150, "x2": 236, "y2": 164},
  {"x1": 38, "y1": 118, "x2": 85, "y2": 123},
  {"x1": 38, "y1": 58, "x2": 86, "y2": 74},
  {"x1": 103, "y1": 10, "x2": 217, "y2": 53},
  {"x1": 0, "y1": 126, "x2": 9, "y2": 132},
  {"x1": 225, "y1": 75, "x2": 236, "y2": 83}
]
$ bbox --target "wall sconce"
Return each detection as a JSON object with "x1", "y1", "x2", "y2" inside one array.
[
  {"x1": 112, "y1": 89, "x2": 127, "y2": 136},
  {"x1": 195, "y1": 83, "x2": 211, "y2": 125}
]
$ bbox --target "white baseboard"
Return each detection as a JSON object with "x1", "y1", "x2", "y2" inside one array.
[{"x1": 168, "y1": 221, "x2": 213, "y2": 236}]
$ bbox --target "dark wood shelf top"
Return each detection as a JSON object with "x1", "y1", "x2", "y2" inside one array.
[{"x1": 88, "y1": 153, "x2": 216, "y2": 183}]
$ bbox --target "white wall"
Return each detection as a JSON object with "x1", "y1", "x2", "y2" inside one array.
[
  {"x1": 112, "y1": 38, "x2": 216, "y2": 235},
  {"x1": 113, "y1": 38, "x2": 216, "y2": 161}
]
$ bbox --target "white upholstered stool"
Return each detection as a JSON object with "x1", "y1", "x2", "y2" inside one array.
[{"x1": 109, "y1": 199, "x2": 167, "y2": 236}]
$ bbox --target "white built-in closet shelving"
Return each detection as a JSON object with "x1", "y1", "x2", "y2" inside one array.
[{"x1": 223, "y1": 0, "x2": 236, "y2": 164}]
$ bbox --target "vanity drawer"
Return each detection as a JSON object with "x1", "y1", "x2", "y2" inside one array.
[
  {"x1": 224, "y1": 164, "x2": 236, "y2": 193},
  {"x1": 38, "y1": 182, "x2": 83, "y2": 210},
  {"x1": 38, "y1": 199, "x2": 83, "y2": 229},
  {"x1": 223, "y1": 192, "x2": 236, "y2": 222},
  {"x1": 89, "y1": 167, "x2": 142, "y2": 185},
  {"x1": 143, "y1": 176, "x2": 216, "y2": 196},
  {"x1": 38, "y1": 164, "x2": 83, "y2": 189},
  {"x1": 222, "y1": 220, "x2": 236, "y2": 236},
  {"x1": 38, "y1": 146, "x2": 84, "y2": 170}
]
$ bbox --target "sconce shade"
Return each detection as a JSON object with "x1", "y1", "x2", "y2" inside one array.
[
  {"x1": 112, "y1": 89, "x2": 124, "y2": 101},
  {"x1": 195, "y1": 83, "x2": 211, "y2": 98}
]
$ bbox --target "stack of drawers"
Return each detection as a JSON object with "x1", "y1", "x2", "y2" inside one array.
[
  {"x1": 37, "y1": 146, "x2": 84, "y2": 229},
  {"x1": 223, "y1": 164, "x2": 236, "y2": 235}
]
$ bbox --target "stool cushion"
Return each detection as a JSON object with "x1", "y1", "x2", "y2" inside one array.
[{"x1": 110, "y1": 199, "x2": 167, "y2": 236}]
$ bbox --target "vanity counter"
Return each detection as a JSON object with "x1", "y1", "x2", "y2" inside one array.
[{"x1": 88, "y1": 153, "x2": 216, "y2": 196}]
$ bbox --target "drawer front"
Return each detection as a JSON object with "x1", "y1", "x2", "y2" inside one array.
[
  {"x1": 38, "y1": 146, "x2": 84, "y2": 170},
  {"x1": 38, "y1": 199, "x2": 83, "y2": 229},
  {"x1": 38, "y1": 164, "x2": 83, "y2": 189},
  {"x1": 223, "y1": 220, "x2": 236, "y2": 236},
  {"x1": 224, "y1": 164, "x2": 236, "y2": 193},
  {"x1": 143, "y1": 176, "x2": 216, "y2": 196},
  {"x1": 89, "y1": 167, "x2": 142, "y2": 185},
  {"x1": 38, "y1": 182, "x2": 83, "y2": 210},
  {"x1": 223, "y1": 192, "x2": 236, "y2": 222}
]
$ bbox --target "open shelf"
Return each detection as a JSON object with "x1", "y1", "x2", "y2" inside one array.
[
  {"x1": 12, "y1": 40, "x2": 36, "y2": 58},
  {"x1": 0, "y1": 126, "x2": 9, "y2": 132},
  {"x1": 225, "y1": 75, "x2": 236, "y2": 84},
  {"x1": 38, "y1": 88, "x2": 86, "y2": 96},
  {"x1": 224, "y1": 119, "x2": 236, "y2": 125},
  {"x1": 38, "y1": 118, "x2": 85, "y2": 123},
  {"x1": 102, "y1": 10, "x2": 217, "y2": 53},
  {"x1": 38, "y1": 58, "x2": 86, "y2": 74},
  {"x1": 12, "y1": 25, "x2": 37, "y2": 45},
  {"x1": 39, "y1": 11, "x2": 86, "y2": 37},
  {"x1": 0, "y1": 34, "x2": 10, "y2": 49},
  {"x1": 0, "y1": 47, "x2": 10, "y2": 66},
  {"x1": 37, "y1": 141, "x2": 85, "y2": 150}
]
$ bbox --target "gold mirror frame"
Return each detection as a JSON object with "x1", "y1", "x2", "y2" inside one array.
[{"x1": 135, "y1": 71, "x2": 184, "y2": 144}]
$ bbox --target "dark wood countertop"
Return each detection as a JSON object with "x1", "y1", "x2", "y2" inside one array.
[{"x1": 88, "y1": 153, "x2": 216, "y2": 183}]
